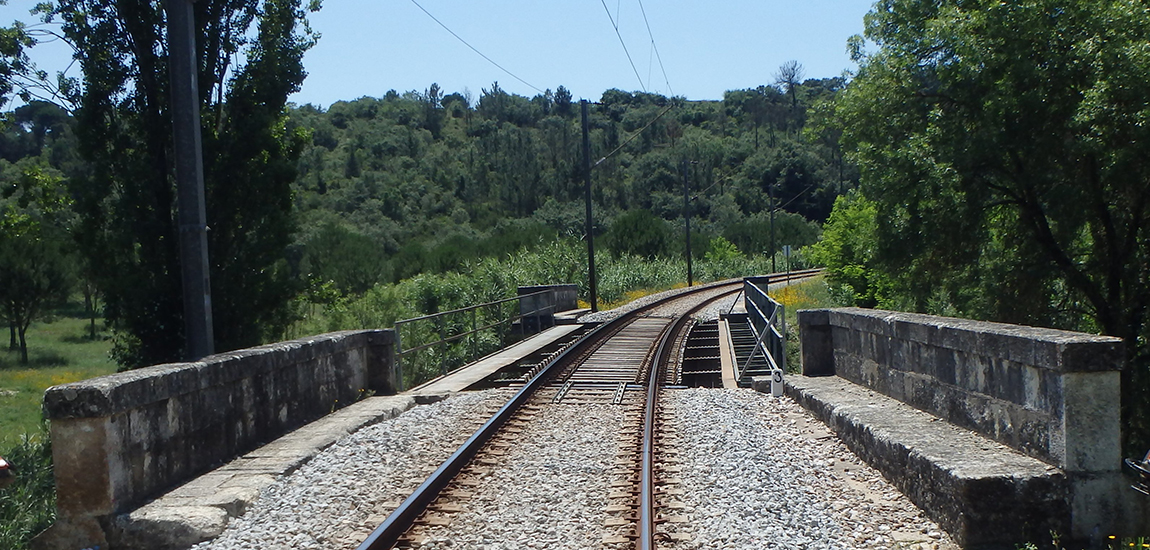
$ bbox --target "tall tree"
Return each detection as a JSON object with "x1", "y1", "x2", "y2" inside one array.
[
  {"x1": 835, "y1": 0, "x2": 1150, "y2": 451},
  {"x1": 46, "y1": 0, "x2": 318, "y2": 367},
  {"x1": 773, "y1": 60, "x2": 805, "y2": 109},
  {"x1": 0, "y1": 4, "x2": 33, "y2": 109},
  {"x1": 0, "y1": 159, "x2": 74, "y2": 363}
]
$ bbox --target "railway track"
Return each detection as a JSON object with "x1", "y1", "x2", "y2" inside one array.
[{"x1": 356, "y1": 272, "x2": 821, "y2": 550}]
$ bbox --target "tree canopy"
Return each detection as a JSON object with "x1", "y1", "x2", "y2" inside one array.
[
  {"x1": 829, "y1": 0, "x2": 1150, "y2": 451},
  {"x1": 41, "y1": 0, "x2": 318, "y2": 367}
]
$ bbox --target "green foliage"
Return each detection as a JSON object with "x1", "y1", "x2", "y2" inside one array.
[
  {"x1": 807, "y1": 192, "x2": 888, "y2": 308},
  {"x1": 836, "y1": 0, "x2": 1150, "y2": 452},
  {"x1": 605, "y1": 209, "x2": 671, "y2": 258},
  {"x1": 286, "y1": 83, "x2": 850, "y2": 292},
  {"x1": 0, "y1": 13, "x2": 33, "y2": 108},
  {"x1": 49, "y1": 0, "x2": 318, "y2": 367},
  {"x1": 723, "y1": 211, "x2": 821, "y2": 256},
  {"x1": 0, "y1": 430, "x2": 54, "y2": 550},
  {"x1": 0, "y1": 159, "x2": 75, "y2": 363}
]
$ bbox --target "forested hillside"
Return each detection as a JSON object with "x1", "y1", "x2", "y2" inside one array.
[
  {"x1": 286, "y1": 80, "x2": 850, "y2": 292},
  {"x1": 0, "y1": 72, "x2": 851, "y2": 367}
]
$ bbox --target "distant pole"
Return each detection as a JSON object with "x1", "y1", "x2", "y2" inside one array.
[
  {"x1": 167, "y1": 0, "x2": 214, "y2": 360},
  {"x1": 682, "y1": 159, "x2": 693, "y2": 287},
  {"x1": 581, "y1": 100, "x2": 598, "y2": 312},
  {"x1": 769, "y1": 181, "x2": 776, "y2": 274}
]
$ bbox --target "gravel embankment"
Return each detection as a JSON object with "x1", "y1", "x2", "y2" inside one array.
[
  {"x1": 415, "y1": 402, "x2": 623, "y2": 549},
  {"x1": 195, "y1": 385, "x2": 958, "y2": 550},
  {"x1": 665, "y1": 388, "x2": 957, "y2": 550},
  {"x1": 193, "y1": 390, "x2": 511, "y2": 550}
]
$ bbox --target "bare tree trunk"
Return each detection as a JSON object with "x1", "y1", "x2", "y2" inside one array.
[
  {"x1": 7, "y1": 305, "x2": 14, "y2": 351},
  {"x1": 17, "y1": 324, "x2": 27, "y2": 364}
]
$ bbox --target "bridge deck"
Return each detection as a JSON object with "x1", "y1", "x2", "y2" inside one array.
[{"x1": 407, "y1": 324, "x2": 583, "y2": 396}]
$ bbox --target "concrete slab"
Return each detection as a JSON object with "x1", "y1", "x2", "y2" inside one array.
[
  {"x1": 781, "y1": 375, "x2": 1069, "y2": 549},
  {"x1": 106, "y1": 394, "x2": 417, "y2": 550},
  {"x1": 554, "y1": 308, "x2": 591, "y2": 323},
  {"x1": 717, "y1": 319, "x2": 739, "y2": 389},
  {"x1": 409, "y1": 324, "x2": 583, "y2": 395}
]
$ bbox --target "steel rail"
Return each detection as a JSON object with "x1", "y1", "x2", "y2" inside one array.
[
  {"x1": 640, "y1": 286, "x2": 740, "y2": 550},
  {"x1": 355, "y1": 315, "x2": 615, "y2": 550},
  {"x1": 355, "y1": 279, "x2": 739, "y2": 550}
]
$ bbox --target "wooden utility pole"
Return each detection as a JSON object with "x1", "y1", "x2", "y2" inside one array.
[
  {"x1": 769, "y1": 181, "x2": 776, "y2": 274},
  {"x1": 581, "y1": 100, "x2": 598, "y2": 312},
  {"x1": 682, "y1": 159, "x2": 693, "y2": 287},
  {"x1": 167, "y1": 0, "x2": 214, "y2": 360}
]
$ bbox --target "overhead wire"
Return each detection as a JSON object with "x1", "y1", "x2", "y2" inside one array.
[
  {"x1": 599, "y1": 0, "x2": 647, "y2": 92},
  {"x1": 408, "y1": 0, "x2": 545, "y2": 95},
  {"x1": 592, "y1": 102, "x2": 675, "y2": 167},
  {"x1": 635, "y1": 0, "x2": 673, "y2": 96}
]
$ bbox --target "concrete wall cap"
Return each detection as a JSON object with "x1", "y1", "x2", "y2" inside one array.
[
  {"x1": 814, "y1": 308, "x2": 1123, "y2": 371},
  {"x1": 43, "y1": 329, "x2": 393, "y2": 419}
]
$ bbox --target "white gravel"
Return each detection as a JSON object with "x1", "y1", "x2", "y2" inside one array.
[
  {"x1": 665, "y1": 388, "x2": 956, "y2": 550},
  {"x1": 415, "y1": 402, "x2": 623, "y2": 549},
  {"x1": 193, "y1": 386, "x2": 956, "y2": 550},
  {"x1": 192, "y1": 390, "x2": 511, "y2": 550}
]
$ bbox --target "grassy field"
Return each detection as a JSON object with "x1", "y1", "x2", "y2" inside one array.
[
  {"x1": 0, "y1": 307, "x2": 116, "y2": 446},
  {"x1": 0, "y1": 303, "x2": 114, "y2": 550},
  {"x1": 772, "y1": 275, "x2": 841, "y2": 373}
]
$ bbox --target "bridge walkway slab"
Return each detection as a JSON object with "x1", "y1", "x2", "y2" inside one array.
[
  {"x1": 407, "y1": 324, "x2": 583, "y2": 396},
  {"x1": 105, "y1": 324, "x2": 586, "y2": 549},
  {"x1": 775, "y1": 374, "x2": 1068, "y2": 549}
]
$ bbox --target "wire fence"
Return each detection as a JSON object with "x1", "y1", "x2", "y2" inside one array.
[{"x1": 395, "y1": 289, "x2": 558, "y2": 390}]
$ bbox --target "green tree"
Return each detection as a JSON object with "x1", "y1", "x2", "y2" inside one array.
[
  {"x1": 806, "y1": 192, "x2": 887, "y2": 308},
  {"x1": 604, "y1": 209, "x2": 671, "y2": 259},
  {"x1": 0, "y1": 159, "x2": 74, "y2": 363},
  {"x1": 48, "y1": 0, "x2": 318, "y2": 367},
  {"x1": 835, "y1": 0, "x2": 1150, "y2": 450},
  {"x1": 0, "y1": 5, "x2": 33, "y2": 109}
]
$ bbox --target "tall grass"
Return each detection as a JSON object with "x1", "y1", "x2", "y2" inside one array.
[
  {"x1": 0, "y1": 429, "x2": 55, "y2": 550},
  {"x1": 286, "y1": 239, "x2": 788, "y2": 387}
]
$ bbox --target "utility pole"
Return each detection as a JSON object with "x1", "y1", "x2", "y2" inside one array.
[
  {"x1": 682, "y1": 159, "x2": 693, "y2": 287},
  {"x1": 769, "y1": 181, "x2": 776, "y2": 274},
  {"x1": 581, "y1": 100, "x2": 598, "y2": 312},
  {"x1": 167, "y1": 0, "x2": 214, "y2": 360}
]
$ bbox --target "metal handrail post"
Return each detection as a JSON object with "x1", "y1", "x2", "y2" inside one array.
[
  {"x1": 394, "y1": 327, "x2": 404, "y2": 391},
  {"x1": 437, "y1": 316, "x2": 446, "y2": 377}
]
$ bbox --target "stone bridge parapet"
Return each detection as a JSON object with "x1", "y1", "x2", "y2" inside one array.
[
  {"x1": 38, "y1": 329, "x2": 397, "y2": 547},
  {"x1": 798, "y1": 307, "x2": 1143, "y2": 544}
]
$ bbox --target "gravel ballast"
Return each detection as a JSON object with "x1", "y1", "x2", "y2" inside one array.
[
  {"x1": 191, "y1": 387, "x2": 958, "y2": 550},
  {"x1": 192, "y1": 390, "x2": 511, "y2": 550},
  {"x1": 415, "y1": 402, "x2": 623, "y2": 549},
  {"x1": 665, "y1": 388, "x2": 957, "y2": 550}
]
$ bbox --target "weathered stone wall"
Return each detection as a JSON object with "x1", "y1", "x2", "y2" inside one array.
[
  {"x1": 41, "y1": 329, "x2": 396, "y2": 544},
  {"x1": 798, "y1": 308, "x2": 1143, "y2": 538},
  {"x1": 518, "y1": 284, "x2": 579, "y2": 332}
]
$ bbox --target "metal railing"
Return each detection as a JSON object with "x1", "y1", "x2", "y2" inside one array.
[
  {"x1": 395, "y1": 289, "x2": 558, "y2": 390},
  {"x1": 739, "y1": 277, "x2": 786, "y2": 380}
]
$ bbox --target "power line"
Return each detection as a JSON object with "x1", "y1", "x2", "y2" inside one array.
[
  {"x1": 409, "y1": 0, "x2": 545, "y2": 95},
  {"x1": 599, "y1": 0, "x2": 647, "y2": 92},
  {"x1": 635, "y1": 0, "x2": 673, "y2": 96},
  {"x1": 593, "y1": 102, "x2": 674, "y2": 167}
]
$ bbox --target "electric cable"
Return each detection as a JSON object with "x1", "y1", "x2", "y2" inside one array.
[
  {"x1": 599, "y1": 0, "x2": 647, "y2": 92},
  {"x1": 635, "y1": 0, "x2": 673, "y2": 96},
  {"x1": 592, "y1": 102, "x2": 675, "y2": 167},
  {"x1": 409, "y1": 0, "x2": 545, "y2": 95}
]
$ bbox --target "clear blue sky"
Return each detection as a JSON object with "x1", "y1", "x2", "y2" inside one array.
[{"x1": 1, "y1": 0, "x2": 875, "y2": 109}]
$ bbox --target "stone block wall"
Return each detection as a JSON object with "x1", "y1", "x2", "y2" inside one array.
[
  {"x1": 518, "y1": 284, "x2": 578, "y2": 332},
  {"x1": 41, "y1": 329, "x2": 396, "y2": 543},
  {"x1": 797, "y1": 308, "x2": 1140, "y2": 538}
]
